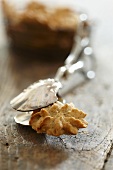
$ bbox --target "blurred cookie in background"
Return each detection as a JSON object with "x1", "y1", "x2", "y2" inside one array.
[{"x1": 2, "y1": 0, "x2": 80, "y2": 60}]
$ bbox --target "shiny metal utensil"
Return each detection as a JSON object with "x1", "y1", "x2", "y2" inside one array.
[
  {"x1": 11, "y1": 79, "x2": 62, "y2": 112},
  {"x1": 14, "y1": 112, "x2": 33, "y2": 126},
  {"x1": 10, "y1": 13, "x2": 96, "y2": 125},
  {"x1": 55, "y1": 13, "x2": 95, "y2": 82}
]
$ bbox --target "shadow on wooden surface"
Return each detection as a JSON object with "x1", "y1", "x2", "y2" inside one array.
[
  {"x1": 15, "y1": 144, "x2": 68, "y2": 169},
  {"x1": 15, "y1": 124, "x2": 69, "y2": 169},
  {"x1": 16, "y1": 124, "x2": 46, "y2": 145}
]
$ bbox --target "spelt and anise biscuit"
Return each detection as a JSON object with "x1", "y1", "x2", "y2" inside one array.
[{"x1": 29, "y1": 101, "x2": 88, "y2": 136}]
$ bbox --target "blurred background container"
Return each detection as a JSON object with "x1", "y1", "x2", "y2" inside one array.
[{"x1": 2, "y1": 0, "x2": 81, "y2": 61}]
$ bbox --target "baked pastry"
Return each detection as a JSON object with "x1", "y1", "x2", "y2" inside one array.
[
  {"x1": 29, "y1": 101, "x2": 88, "y2": 136},
  {"x1": 2, "y1": 1, "x2": 79, "y2": 59}
]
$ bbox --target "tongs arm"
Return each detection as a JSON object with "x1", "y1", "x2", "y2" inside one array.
[{"x1": 55, "y1": 13, "x2": 95, "y2": 82}]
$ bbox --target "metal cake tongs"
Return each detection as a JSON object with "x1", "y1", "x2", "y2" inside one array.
[{"x1": 10, "y1": 13, "x2": 96, "y2": 125}]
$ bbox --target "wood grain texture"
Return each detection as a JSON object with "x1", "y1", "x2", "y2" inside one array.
[
  {"x1": 0, "y1": 0, "x2": 113, "y2": 170},
  {"x1": 104, "y1": 149, "x2": 113, "y2": 170}
]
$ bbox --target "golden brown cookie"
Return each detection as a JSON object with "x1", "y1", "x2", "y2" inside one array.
[{"x1": 29, "y1": 101, "x2": 88, "y2": 136}]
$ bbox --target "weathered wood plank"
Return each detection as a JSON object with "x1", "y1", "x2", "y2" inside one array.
[
  {"x1": 1, "y1": 0, "x2": 113, "y2": 170},
  {"x1": 0, "y1": 44, "x2": 113, "y2": 170}
]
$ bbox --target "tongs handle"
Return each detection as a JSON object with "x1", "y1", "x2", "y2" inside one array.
[
  {"x1": 55, "y1": 13, "x2": 95, "y2": 81},
  {"x1": 65, "y1": 13, "x2": 90, "y2": 65}
]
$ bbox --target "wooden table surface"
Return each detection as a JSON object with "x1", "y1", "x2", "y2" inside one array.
[{"x1": 0, "y1": 0, "x2": 113, "y2": 170}]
